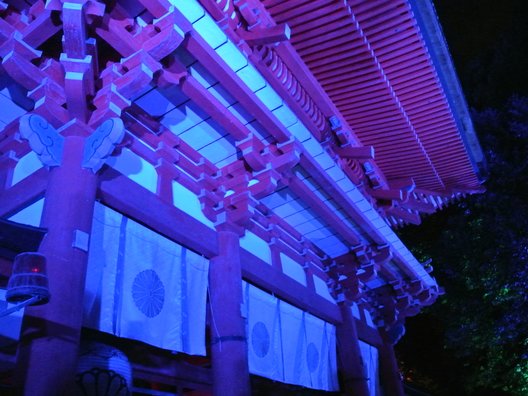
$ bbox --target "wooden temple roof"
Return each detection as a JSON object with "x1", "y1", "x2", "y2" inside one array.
[
  {"x1": 266, "y1": 0, "x2": 481, "y2": 192},
  {"x1": 0, "y1": 0, "x2": 484, "y2": 324}
]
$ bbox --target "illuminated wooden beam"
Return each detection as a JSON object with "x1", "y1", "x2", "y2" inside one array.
[
  {"x1": 333, "y1": 144, "x2": 375, "y2": 160},
  {"x1": 370, "y1": 188, "x2": 404, "y2": 201},
  {"x1": 386, "y1": 206, "x2": 421, "y2": 225},
  {"x1": 401, "y1": 197, "x2": 436, "y2": 214},
  {"x1": 238, "y1": 23, "x2": 291, "y2": 46},
  {"x1": 0, "y1": 168, "x2": 48, "y2": 218}
]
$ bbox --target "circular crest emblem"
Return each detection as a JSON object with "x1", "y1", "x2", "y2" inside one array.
[
  {"x1": 132, "y1": 269, "x2": 165, "y2": 318},
  {"x1": 251, "y1": 321, "x2": 270, "y2": 358},
  {"x1": 307, "y1": 342, "x2": 319, "y2": 373}
]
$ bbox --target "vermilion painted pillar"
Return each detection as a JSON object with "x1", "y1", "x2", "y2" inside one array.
[
  {"x1": 14, "y1": 135, "x2": 97, "y2": 395},
  {"x1": 208, "y1": 228, "x2": 251, "y2": 396},
  {"x1": 378, "y1": 330, "x2": 405, "y2": 396},
  {"x1": 336, "y1": 303, "x2": 370, "y2": 396}
]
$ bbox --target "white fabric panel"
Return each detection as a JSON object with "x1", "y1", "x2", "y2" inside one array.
[
  {"x1": 304, "y1": 313, "x2": 325, "y2": 389},
  {"x1": 84, "y1": 203, "x2": 209, "y2": 355},
  {"x1": 83, "y1": 203, "x2": 120, "y2": 334},
  {"x1": 246, "y1": 284, "x2": 283, "y2": 380},
  {"x1": 244, "y1": 283, "x2": 339, "y2": 390},
  {"x1": 359, "y1": 340, "x2": 380, "y2": 396},
  {"x1": 279, "y1": 302, "x2": 308, "y2": 387},
  {"x1": 326, "y1": 324, "x2": 339, "y2": 390},
  {"x1": 303, "y1": 315, "x2": 339, "y2": 391},
  {"x1": 296, "y1": 314, "x2": 339, "y2": 391}
]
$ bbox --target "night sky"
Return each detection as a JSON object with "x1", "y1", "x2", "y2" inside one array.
[
  {"x1": 434, "y1": 0, "x2": 528, "y2": 108},
  {"x1": 396, "y1": 1, "x2": 528, "y2": 395}
]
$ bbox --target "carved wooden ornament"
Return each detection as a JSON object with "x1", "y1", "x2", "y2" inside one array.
[
  {"x1": 18, "y1": 114, "x2": 65, "y2": 167},
  {"x1": 82, "y1": 118, "x2": 125, "y2": 173}
]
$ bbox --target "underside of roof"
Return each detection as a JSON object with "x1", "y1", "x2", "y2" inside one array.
[
  {"x1": 0, "y1": 0, "x2": 483, "y2": 327},
  {"x1": 264, "y1": 0, "x2": 485, "y2": 191}
]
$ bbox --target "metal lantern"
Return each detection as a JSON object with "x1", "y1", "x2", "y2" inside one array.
[{"x1": 6, "y1": 252, "x2": 50, "y2": 305}]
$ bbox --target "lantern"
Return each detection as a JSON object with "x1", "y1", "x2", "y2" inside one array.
[
  {"x1": 76, "y1": 342, "x2": 132, "y2": 396},
  {"x1": 6, "y1": 252, "x2": 50, "y2": 305}
]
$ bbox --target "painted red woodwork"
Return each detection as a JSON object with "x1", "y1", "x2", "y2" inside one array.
[
  {"x1": 14, "y1": 136, "x2": 98, "y2": 394},
  {"x1": 209, "y1": 229, "x2": 251, "y2": 396},
  {"x1": 379, "y1": 329, "x2": 406, "y2": 396},
  {"x1": 336, "y1": 304, "x2": 371, "y2": 396},
  {"x1": 0, "y1": 168, "x2": 48, "y2": 218},
  {"x1": 0, "y1": 0, "x2": 485, "y2": 393},
  {"x1": 263, "y1": 0, "x2": 480, "y2": 194}
]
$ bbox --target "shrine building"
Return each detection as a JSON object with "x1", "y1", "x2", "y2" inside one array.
[{"x1": 0, "y1": 0, "x2": 485, "y2": 395}]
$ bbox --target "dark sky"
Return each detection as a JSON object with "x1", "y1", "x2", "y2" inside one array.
[
  {"x1": 395, "y1": 3, "x2": 528, "y2": 395},
  {"x1": 434, "y1": 0, "x2": 528, "y2": 108}
]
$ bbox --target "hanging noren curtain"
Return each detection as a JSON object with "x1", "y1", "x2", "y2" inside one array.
[
  {"x1": 83, "y1": 203, "x2": 209, "y2": 356},
  {"x1": 243, "y1": 282, "x2": 339, "y2": 391}
]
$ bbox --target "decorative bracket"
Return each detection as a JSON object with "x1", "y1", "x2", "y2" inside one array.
[
  {"x1": 18, "y1": 114, "x2": 64, "y2": 167},
  {"x1": 82, "y1": 118, "x2": 125, "y2": 173}
]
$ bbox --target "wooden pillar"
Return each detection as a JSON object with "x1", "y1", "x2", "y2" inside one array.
[
  {"x1": 208, "y1": 227, "x2": 251, "y2": 396},
  {"x1": 378, "y1": 330, "x2": 405, "y2": 396},
  {"x1": 14, "y1": 135, "x2": 98, "y2": 395},
  {"x1": 336, "y1": 303, "x2": 371, "y2": 396}
]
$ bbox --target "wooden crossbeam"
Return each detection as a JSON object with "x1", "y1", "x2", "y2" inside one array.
[
  {"x1": 238, "y1": 23, "x2": 291, "y2": 46},
  {"x1": 333, "y1": 144, "x2": 375, "y2": 160},
  {"x1": 386, "y1": 206, "x2": 421, "y2": 225}
]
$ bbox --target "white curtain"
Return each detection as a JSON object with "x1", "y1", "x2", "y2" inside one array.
[
  {"x1": 83, "y1": 203, "x2": 209, "y2": 355},
  {"x1": 245, "y1": 283, "x2": 283, "y2": 380},
  {"x1": 244, "y1": 282, "x2": 339, "y2": 391},
  {"x1": 359, "y1": 340, "x2": 380, "y2": 396},
  {"x1": 280, "y1": 300, "x2": 309, "y2": 386}
]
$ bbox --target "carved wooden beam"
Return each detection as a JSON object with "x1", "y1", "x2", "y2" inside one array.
[
  {"x1": 237, "y1": 23, "x2": 290, "y2": 46},
  {"x1": 21, "y1": 2, "x2": 62, "y2": 48},
  {"x1": 373, "y1": 244, "x2": 392, "y2": 265},
  {"x1": 400, "y1": 197, "x2": 436, "y2": 214},
  {"x1": 95, "y1": 14, "x2": 137, "y2": 57},
  {"x1": 90, "y1": 50, "x2": 160, "y2": 125},
  {"x1": 136, "y1": 0, "x2": 171, "y2": 19},
  {"x1": 62, "y1": 1, "x2": 89, "y2": 58},
  {"x1": 388, "y1": 177, "x2": 415, "y2": 192},
  {"x1": 370, "y1": 188, "x2": 404, "y2": 201},
  {"x1": 333, "y1": 144, "x2": 375, "y2": 160},
  {"x1": 28, "y1": 83, "x2": 70, "y2": 126},
  {"x1": 142, "y1": 10, "x2": 187, "y2": 60},
  {"x1": 61, "y1": 54, "x2": 94, "y2": 122},
  {"x1": 386, "y1": 206, "x2": 421, "y2": 225},
  {"x1": 0, "y1": 33, "x2": 44, "y2": 90}
]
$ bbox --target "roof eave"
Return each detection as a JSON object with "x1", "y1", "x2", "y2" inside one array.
[{"x1": 409, "y1": 0, "x2": 487, "y2": 183}]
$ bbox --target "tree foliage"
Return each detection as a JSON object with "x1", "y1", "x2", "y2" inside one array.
[
  {"x1": 394, "y1": 1, "x2": 528, "y2": 393},
  {"x1": 397, "y1": 96, "x2": 528, "y2": 395}
]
